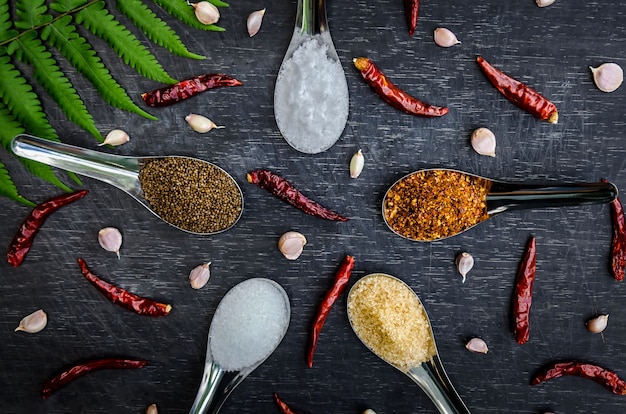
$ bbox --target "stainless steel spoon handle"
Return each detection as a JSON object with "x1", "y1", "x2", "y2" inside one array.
[
  {"x1": 487, "y1": 181, "x2": 618, "y2": 215},
  {"x1": 406, "y1": 356, "x2": 470, "y2": 414},
  {"x1": 189, "y1": 361, "x2": 225, "y2": 414},
  {"x1": 297, "y1": 0, "x2": 327, "y2": 35},
  {"x1": 10, "y1": 134, "x2": 141, "y2": 191}
]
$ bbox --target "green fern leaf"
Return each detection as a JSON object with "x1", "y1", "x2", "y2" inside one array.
[
  {"x1": 0, "y1": 101, "x2": 72, "y2": 192},
  {"x1": 12, "y1": 31, "x2": 102, "y2": 141},
  {"x1": 117, "y1": 0, "x2": 204, "y2": 60},
  {"x1": 14, "y1": 0, "x2": 52, "y2": 29},
  {"x1": 49, "y1": 0, "x2": 90, "y2": 13},
  {"x1": 0, "y1": 161, "x2": 36, "y2": 207},
  {"x1": 151, "y1": 0, "x2": 225, "y2": 32},
  {"x1": 75, "y1": 1, "x2": 178, "y2": 84},
  {"x1": 0, "y1": 0, "x2": 19, "y2": 43},
  {"x1": 41, "y1": 15, "x2": 157, "y2": 120}
]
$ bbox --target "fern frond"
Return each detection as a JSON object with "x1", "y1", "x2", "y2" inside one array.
[
  {"x1": 13, "y1": 30, "x2": 102, "y2": 141},
  {"x1": 41, "y1": 15, "x2": 157, "y2": 120},
  {"x1": 0, "y1": 101, "x2": 72, "y2": 192},
  {"x1": 0, "y1": 161, "x2": 36, "y2": 207},
  {"x1": 0, "y1": 0, "x2": 19, "y2": 44},
  {"x1": 75, "y1": 1, "x2": 178, "y2": 84},
  {"x1": 151, "y1": 0, "x2": 225, "y2": 32},
  {"x1": 0, "y1": 54, "x2": 58, "y2": 140},
  {"x1": 117, "y1": 0, "x2": 204, "y2": 60},
  {"x1": 14, "y1": 0, "x2": 52, "y2": 29},
  {"x1": 49, "y1": 0, "x2": 90, "y2": 13}
]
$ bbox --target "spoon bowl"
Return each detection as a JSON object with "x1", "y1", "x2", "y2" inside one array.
[
  {"x1": 382, "y1": 168, "x2": 618, "y2": 242},
  {"x1": 10, "y1": 134, "x2": 243, "y2": 235},
  {"x1": 273, "y1": 0, "x2": 349, "y2": 154},
  {"x1": 347, "y1": 273, "x2": 470, "y2": 414},
  {"x1": 189, "y1": 278, "x2": 291, "y2": 414}
]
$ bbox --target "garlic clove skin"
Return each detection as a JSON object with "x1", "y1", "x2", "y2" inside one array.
[
  {"x1": 278, "y1": 231, "x2": 307, "y2": 260},
  {"x1": 363, "y1": 410, "x2": 377, "y2": 414},
  {"x1": 191, "y1": 1, "x2": 220, "y2": 25},
  {"x1": 145, "y1": 404, "x2": 158, "y2": 414},
  {"x1": 15, "y1": 309, "x2": 48, "y2": 333},
  {"x1": 536, "y1": 0, "x2": 556, "y2": 7},
  {"x1": 471, "y1": 127, "x2": 496, "y2": 157},
  {"x1": 247, "y1": 8, "x2": 266, "y2": 37},
  {"x1": 590, "y1": 63, "x2": 623, "y2": 93},
  {"x1": 586, "y1": 314, "x2": 609, "y2": 333},
  {"x1": 434, "y1": 28, "x2": 460, "y2": 48},
  {"x1": 455, "y1": 252, "x2": 474, "y2": 283},
  {"x1": 185, "y1": 114, "x2": 225, "y2": 133},
  {"x1": 350, "y1": 149, "x2": 364, "y2": 178},
  {"x1": 98, "y1": 227, "x2": 123, "y2": 259},
  {"x1": 189, "y1": 262, "x2": 211, "y2": 289},
  {"x1": 465, "y1": 337, "x2": 489, "y2": 354},
  {"x1": 98, "y1": 129, "x2": 130, "y2": 147}
]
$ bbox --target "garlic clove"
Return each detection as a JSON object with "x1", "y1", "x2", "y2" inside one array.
[
  {"x1": 185, "y1": 114, "x2": 225, "y2": 133},
  {"x1": 434, "y1": 28, "x2": 460, "y2": 48},
  {"x1": 586, "y1": 314, "x2": 609, "y2": 334},
  {"x1": 471, "y1": 127, "x2": 496, "y2": 157},
  {"x1": 278, "y1": 231, "x2": 307, "y2": 260},
  {"x1": 15, "y1": 309, "x2": 48, "y2": 333},
  {"x1": 536, "y1": 0, "x2": 556, "y2": 7},
  {"x1": 350, "y1": 149, "x2": 364, "y2": 178},
  {"x1": 363, "y1": 410, "x2": 377, "y2": 414},
  {"x1": 189, "y1": 262, "x2": 211, "y2": 289},
  {"x1": 98, "y1": 129, "x2": 130, "y2": 147},
  {"x1": 455, "y1": 252, "x2": 474, "y2": 283},
  {"x1": 590, "y1": 63, "x2": 623, "y2": 93},
  {"x1": 465, "y1": 337, "x2": 489, "y2": 354},
  {"x1": 146, "y1": 404, "x2": 158, "y2": 414},
  {"x1": 98, "y1": 227, "x2": 123, "y2": 259},
  {"x1": 247, "y1": 8, "x2": 266, "y2": 37},
  {"x1": 191, "y1": 1, "x2": 220, "y2": 25}
]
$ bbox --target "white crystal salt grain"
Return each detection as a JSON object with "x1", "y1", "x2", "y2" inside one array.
[
  {"x1": 209, "y1": 278, "x2": 290, "y2": 372},
  {"x1": 274, "y1": 36, "x2": 349, "y2": 154}
]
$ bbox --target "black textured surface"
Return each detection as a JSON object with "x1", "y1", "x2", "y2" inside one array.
[{"x1": 1, "y1": 0, "x2": 626, "y2": 413}]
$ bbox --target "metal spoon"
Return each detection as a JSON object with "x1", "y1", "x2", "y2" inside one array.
[
  {"x1": 347, "y1": 273, "x2": 470, "y2": 414},
  {"x1": 382, "y1": 168, "x2": 618, "y2": 242},
  {"x1": 189, "y1": 278, "x2": 291, "y2": 414},
  {"x1": 273, "y1": 0, "x2": 349, "y2": 154},
  {"x1": 10, "y1": 134, "x2": 243, "y2": 235}
]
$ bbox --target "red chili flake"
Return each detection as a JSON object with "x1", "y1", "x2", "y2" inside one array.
[
  {"x1": 531, "y1": 361, "x2": 626, "y2": 395},
  {"x1": 476, "y1": 56, "x2": 558, "y2": 124},
  {"x1": 353, "y1": 57, "x2": 449, "y2": 117},
  {"x1": 141, "y1": 73, "x2": 242, "y2": 107},
  {"x1": 42, "y1": 357, "x2": 148, "y2": 399},
  {"x1": 404, "y1": 0, "x2": 420, "y2": 36},
  {"x1": 513, "y1": 236, "x2": 536, "y2": 344},
  {"x1": 603, "y1": 178, "x2": 626, "y2": 281},
  {"x1": 7, "y1": 190, "x2": 89, "y2": 267},
  {"x1": 77, "y1": 258, "x2": 172, "y2": 317},
  {"x1": 246, "y1": 169, "x2": 349, "y2": 222},
  {"x1": 307, "y1": 255, "x2": 355, "y2": 367},
  {"x1": 273, "y1": 392, "x2": 299, "y2": 414}
]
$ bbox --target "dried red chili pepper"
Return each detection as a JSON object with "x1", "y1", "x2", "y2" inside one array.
[
  {"x1": 531, "y1": 361, "x2": 626, "y2": 395},
  {"x1": 353, "y1": 57, "x2": 449, "y2": 117},
  {"x1": 476, "y1": 56, "x2": 558, "y2": 123},
  {"x1": 141, "y1": 73, "x2": 242, "y2": 107},
  {"x1": 307, "y1": 255, "x2": 355, "y2": 367},
  {"x1": 42, "y1": 357, "x2": 148, "y2": 399},
  {"x1": 513, "y1": 236, "x2": 536, "y2": 344},
  {"x1": 273, "y1": 392, "x2": 299, "y2": 414},
  {"x1": 246, "y1": 169, "x2": 349, "y2": 222},
  {"x1": 603, "y1": 178, "x2": 626, "y2": 281},
  {"x1": 7, "y1": 190, "x2": 89, "y2": 267},
  {"x1": 404, "y1": 0, "x2": 420, "y2": 36},
  {"x1": 77, "y1": 258, "x2": 172, "y2": 317}
]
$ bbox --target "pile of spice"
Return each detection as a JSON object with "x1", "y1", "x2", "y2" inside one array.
[
  {"x1": 383, "y1": 169, "x2": 492, "y2": 241},
  {"x1": 138, "y1": 157, "x2": 242, "y2": 234},
  {"x1": 347, "y1": 274, "x2": 436, "y2": 372}
]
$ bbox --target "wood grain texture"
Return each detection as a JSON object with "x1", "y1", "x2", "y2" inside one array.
[{"x1": 1, "y1": 0, "x2": 626, "y2": 413}]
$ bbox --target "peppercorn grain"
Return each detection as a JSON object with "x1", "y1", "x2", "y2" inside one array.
[{"x1": 139, "y1": 157, "x2": 242, "y2": 233}]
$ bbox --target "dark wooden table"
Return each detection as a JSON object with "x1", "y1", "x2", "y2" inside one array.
[{"x1": 2, "y1": 0, "x2": 626, "y2": 413}]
